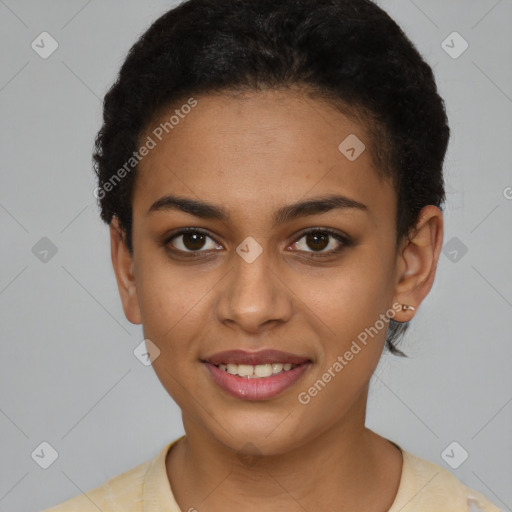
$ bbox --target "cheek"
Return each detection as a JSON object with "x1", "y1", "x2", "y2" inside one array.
[
  {"x1": 296, "y1": 258, "x2": 390, "y2": 330},
  {"x1": 134, "y1": 255, "x2": 203, "y2": 354},
  {"x1": 135, "y1": 265, "x2": 207, "y2": 405},
  {"x1": 293, "y1": 254, "x2": 393, "y2": 381},
  {"x1": 134, "y1": 240, "x2": 201, "y2": 321},
  {"x1": 137, "y1": 277, "x2": 186, "y2": 337}
]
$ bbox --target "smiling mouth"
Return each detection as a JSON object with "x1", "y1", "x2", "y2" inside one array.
[
  {"x1": 214, "y1": 362, "x2": 299, "y2": 378},
  {"x1": 202, "y1": 349, "x2": 312, "y2": 399},
  {"x1": 204, "y1": 360, "x2": 311, "y2": 400}
]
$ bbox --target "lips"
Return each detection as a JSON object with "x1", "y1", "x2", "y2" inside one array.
[
  {"x1": 202, "y1": 349, "x2": 312, "y2": 400},
  {"x1": 203, "y1": 349, "x2": 310, "y2": 366}
]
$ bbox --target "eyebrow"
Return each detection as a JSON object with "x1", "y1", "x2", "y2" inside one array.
[{"x1": 147, "y1": 193, "x2": 368, "y2": 226}]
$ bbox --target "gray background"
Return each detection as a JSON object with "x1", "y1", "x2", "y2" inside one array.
[{"x1": 1, "y1": 0, "x2": 511, "y2": 510}]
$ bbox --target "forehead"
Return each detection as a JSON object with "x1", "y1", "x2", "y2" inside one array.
[{"x1": 134, "y1": 90, "x2": 395, "y2": 225}]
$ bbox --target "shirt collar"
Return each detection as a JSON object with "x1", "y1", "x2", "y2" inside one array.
[{"x1": 143, "y1": 436, "x2": 185, "y2": 512}]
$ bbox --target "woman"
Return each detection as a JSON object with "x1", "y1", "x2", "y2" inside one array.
[{"x1": 44, "y1": 0, "x2": 500, "y2": 510}]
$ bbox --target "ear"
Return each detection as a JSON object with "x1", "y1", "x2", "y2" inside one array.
[
  {"x1": 110, "y1": 216, "x2": 142, "y2": 325},
  {"x1": 392, "y1": 205, "x2": 444, "y2": 322}
]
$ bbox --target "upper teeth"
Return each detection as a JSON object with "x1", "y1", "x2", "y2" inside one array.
[{"x1": 218, "y1": 363, "x2": 295, "y2": 378}]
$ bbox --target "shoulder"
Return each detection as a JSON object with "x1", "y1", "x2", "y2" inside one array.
[
  {"x1": 389, "y1": 449, "x2": 501, "y2": 512},
  {"x1": 41, "y1": 459, "x2": 151, "y2": 512},
  {"x1": 40, "y1": 439, "x2": 181, "y2": 512}
]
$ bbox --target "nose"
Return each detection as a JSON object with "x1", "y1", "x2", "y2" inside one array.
[{"x1": 215, "y1": 243, "x2": 293, "y2": 334}]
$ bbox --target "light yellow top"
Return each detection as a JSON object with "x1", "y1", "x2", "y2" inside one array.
[{"x1": 43, "y1": 437, "x2": 501, "y2": 512}]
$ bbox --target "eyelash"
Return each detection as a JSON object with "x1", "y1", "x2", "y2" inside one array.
[{"x1": 162, "y1": 227, "x2": 352, "y2": 259}]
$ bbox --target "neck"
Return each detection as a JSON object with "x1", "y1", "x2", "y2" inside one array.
[{"x1": 166, "y1": 386, "x2": 402, "y2": 511}]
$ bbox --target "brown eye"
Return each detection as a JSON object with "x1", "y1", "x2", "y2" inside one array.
[
  {"x1": 304, "y1": 232, "x2": 329, "y2": 251},
  {"x1": 166, "y1": 229, "x2": 222, "y2": 253},
  {"x1": 290, "y1": 228, "x2": 350, "y2": 257},
  {"x1": 181, "y1": 232, "x2": 207, "y2": 251}
]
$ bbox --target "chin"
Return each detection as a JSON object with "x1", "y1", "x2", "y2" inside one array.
[{"x1": 204, "y1": 414, "x2": 309, "y2": 457}]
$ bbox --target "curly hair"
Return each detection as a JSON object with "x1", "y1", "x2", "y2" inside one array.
[{"x1": 93, "y1": 0, "x2": 450, "y2": 356}]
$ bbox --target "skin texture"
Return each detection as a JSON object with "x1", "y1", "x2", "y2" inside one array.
[{"x1": 110, "y1": 89, "x2": 444, "y2": 511}]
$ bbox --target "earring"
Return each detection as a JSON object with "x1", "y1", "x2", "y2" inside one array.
[{"x1": 401, "y1": 304, "x2": 416, "y2": 311}]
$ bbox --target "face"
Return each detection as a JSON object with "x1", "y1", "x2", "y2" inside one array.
[{"x1": 111, "y1": 89, "x2": 440, "y2": 456}]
